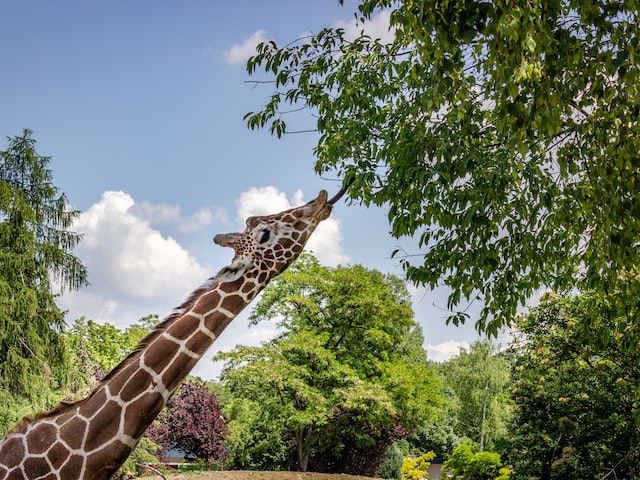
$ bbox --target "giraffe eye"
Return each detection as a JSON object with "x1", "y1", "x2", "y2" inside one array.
[{"x1": 258, "y1": 229, "x2": 271, "y2": 244}]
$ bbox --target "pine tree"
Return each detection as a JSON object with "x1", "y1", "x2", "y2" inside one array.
[{"x1": 0, "y1": 129, "x2": 88, "y2": 399}]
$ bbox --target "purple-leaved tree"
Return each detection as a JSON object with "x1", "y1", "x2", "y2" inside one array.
[{"x1": 147, "y1": 380, "x2": 227, "y2": 464}]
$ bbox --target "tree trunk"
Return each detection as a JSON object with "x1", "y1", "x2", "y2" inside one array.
[
  {"x1": 480, "y1": 382, "x2": 488, "y2": 452},
  {"x1": 295, "y1": 429, "x2": 310, "y2": 472}
]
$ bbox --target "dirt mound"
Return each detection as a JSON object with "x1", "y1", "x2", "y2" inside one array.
[{"x1": 166, "y1": 471, "x2": 378, "y2": 480}]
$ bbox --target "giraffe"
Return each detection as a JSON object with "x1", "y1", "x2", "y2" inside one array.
[{"x1": 0, "y1": 188, "x2": 344, "y2": 480}]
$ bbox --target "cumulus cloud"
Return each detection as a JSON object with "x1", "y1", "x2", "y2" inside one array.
[
  {"x1": 59, "y1": 191, "x2": 211, "y2": 328},
  {"x1": 224, "y1": 29, "x2": 269, "y2": 65},
  {"x1": 425, "y1": 340, "x2": 470, "y2": 362},
  {"x1": 235, "y1": 186, "x2": 350, "y2": 266}
]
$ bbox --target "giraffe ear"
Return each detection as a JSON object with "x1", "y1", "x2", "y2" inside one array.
[{"x1": 215, "y1": 257, "x2": 251, "y2": 283}]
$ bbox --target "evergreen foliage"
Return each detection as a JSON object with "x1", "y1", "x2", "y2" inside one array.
[{"x1": 0, "y1": 129, "x2": 88, "y2": 400}]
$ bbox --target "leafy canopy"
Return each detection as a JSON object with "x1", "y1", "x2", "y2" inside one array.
[
  {"x1": 244, "y1": 0, "x2": 640, "y2": 337},
  {"x1": 68, "y1": 314, "x2": 159, "y2": 376},
  {"x1": 216, "y1": 254, "x2": 442, "y2": 475}
]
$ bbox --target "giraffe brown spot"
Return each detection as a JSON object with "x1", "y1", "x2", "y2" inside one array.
[
  {"x1": 142, "y1": 337, "x2": 180, "y2": 373},
  {"x1": 166, "y1": 316, "x2": 200, "y2": 340},
  {"x1": 120, "y1": 369, "x2": 155, "y2": 403},
  {"x1": 185, "y1": 331, "x2": 216, "y2": 357},
  {"x1": 26, "y1": 423, "x2": 56, "y2": 455},
  {"x1": 47, "y1": 442, "x2": 70, "y2": 470},
  {"x1": 281, "y1": 238, "x2": 293, "y2": 249},
  {"x1": 23, "y1": 456, "x2": 50, "y2": 478},
  {"x1": 204, "y1": 314, "x2": 232, "y2": 339},
  {"x1": 78, "y1": 388, "x2": 107, "y2": 419},
  {"x1": 102, "y1": 361, "x2": 139, "y2": 395},
  {"x1": 85, "y1": 401, "x2": 122, "y2": 452},
  {"x1": 86, "y1": 441, "x2": 131, "y2": 480},
  {"x1": 58, "y1": 415, "x2": 89, "y2": 451},
  {"x1": 197, "y1": 290, "x2": 225, "y2": 314},
  {"x1": 0, "y1": 437, "x2": 24, "y2": 468},
  {"x1": 59, "y1": 455, "x2": 84, "y2": 480},
  {"x1": 123, "y1": 392, "x2": 164, "y2": 439},
  {"x1": 220, "y1": 293, "x2": 244, "y2": 313},
  {"x1": 163, "y1": 355, "x2": 200, "y2": 393},
  {"x1": 7, "y1": 469, "x2": 27, "y2": 480},
  {"x1": 241, "y1": 281, "x2": 256, "y2": 294}
]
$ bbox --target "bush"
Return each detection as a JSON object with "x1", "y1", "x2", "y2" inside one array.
[
  {"x1": 402, "y1": 451, "x2": 436, "y2": 480},
  {"x1": 443, "y1": 442, "x2": 505, "y2": 480},
  {"x1": 379, "y1": 442, "x2": 404, "y2": 480}
]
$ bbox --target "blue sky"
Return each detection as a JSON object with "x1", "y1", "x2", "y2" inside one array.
[{"x1": 0, "y1": 1, "x2": 500, "y2": 379}]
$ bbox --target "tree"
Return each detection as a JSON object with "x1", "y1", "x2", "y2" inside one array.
[
  {"x1": 506, "y1": 292, "x2": 640, "y2": 479},
  {"x1": 147, "y1": 380, "x2": 227, "y2": 465},
  {"x1": 244, "y1": 0, "x2": 640, "y2": 339},
  {"x1": 216, "y1": 254, "x2": 442, "y2": 475},
  {"x1": 0, "y1": 129, "x2": 88, "y2": 399},
  {"x1": 441, "y1": 340, "x2": 513, "y2": 452}
]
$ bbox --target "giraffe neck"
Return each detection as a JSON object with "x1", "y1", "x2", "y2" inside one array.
[{"x1": 0, "y1": 275, "x2": 260, "y2": 480}]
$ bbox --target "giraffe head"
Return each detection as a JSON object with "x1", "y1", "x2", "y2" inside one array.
[{"x1": 212, "y1": 189, "x2": 336, "y2": 285}]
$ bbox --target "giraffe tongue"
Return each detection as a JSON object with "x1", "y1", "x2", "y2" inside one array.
[
  {"x1": 327, "y1": 177, "x2": 354, "y2": 205},
  {"x1": 327, "y1": 187, "x2": 347, "y2": 205}
]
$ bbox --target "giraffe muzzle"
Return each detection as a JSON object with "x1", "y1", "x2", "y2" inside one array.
[{"x1": 213, "y1": 232, "x2": 241, "y2": 248}]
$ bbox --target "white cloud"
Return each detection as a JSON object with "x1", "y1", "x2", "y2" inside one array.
[
  {"x1": 235, "y1": 186, "x2": 350, "y2": 266},
  {"x1": 334, "y1": 10, "x2": 395, "y2": 44},
  {"x1": 224, "y1": 29, "x2": 269, "y2": 65},
  {"x1": 59, "y1": 191, "x2": 211, "y2": 328},
  {"x1": 425, "y1": 340, "x2": 470, "y2": 362},
  {"x1": 128, "y1": 200, "x2": 225, "y2": 233}
]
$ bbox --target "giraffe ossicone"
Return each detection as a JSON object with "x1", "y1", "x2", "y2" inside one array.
[{"x1": 0, "y1": 188, "x2": 342, "y2": 480}]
